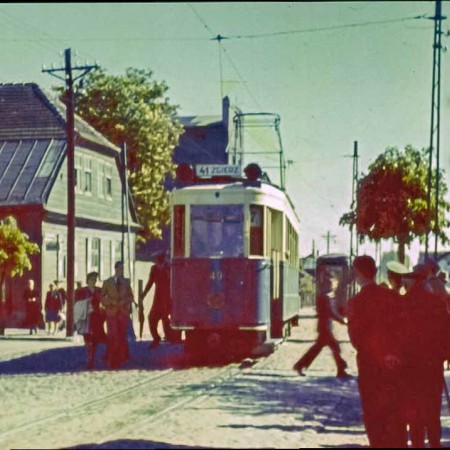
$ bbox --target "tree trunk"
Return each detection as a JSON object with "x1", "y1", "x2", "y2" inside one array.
[{"x1": 398, "y1": 241, "x2": 406, "y2": 264}]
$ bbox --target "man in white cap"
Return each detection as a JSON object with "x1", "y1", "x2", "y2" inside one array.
[
  {"x1": 386, "y1": 261, "x2": 409, "y2": 294},
  {"x1": 398, "y1": 263, "x2": 450, "y2": 448}
]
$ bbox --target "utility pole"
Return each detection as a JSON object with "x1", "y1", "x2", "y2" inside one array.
[
  {"x1": 425, "y1": 0, "x2": 446, "y2": 259},
  {"x1": 43, "y1": 48, "x2": 98, "y2": 337},
  {"x1": 120, "y1": 142, "x2": 133, "y2": 284},
  {"x1": 322, "y1": 231, "x2": 336, "y2": 255},
  {"x1": 349, "y1": 141, "x2": 359, "y2": 266}
]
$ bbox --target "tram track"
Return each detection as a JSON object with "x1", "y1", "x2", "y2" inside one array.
[
  {"x1": 0, "y1": 368, "x2": 174, "y2": 442},
  {"x1": 1, "y1": 360, "x2": 247, "y2": 449},
  {"x1": 96, "y1": 363, "x2": 243, "y2": 444}
]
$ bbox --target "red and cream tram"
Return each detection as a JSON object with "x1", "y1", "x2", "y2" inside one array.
[{"x1": 170, "y1": 163, "x2": 301, "y2": 354}]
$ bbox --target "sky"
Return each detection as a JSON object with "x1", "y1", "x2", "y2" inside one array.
[{"x1": 1, "y1": 1, "x2": 449, "y2": 263}]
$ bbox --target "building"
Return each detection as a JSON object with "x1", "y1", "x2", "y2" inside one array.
[
  {"x1": 0, "y1": 83, "x2": 139, "y2": 327},
  {"x1": 138, "y1": 96, "x2": 236, "y2": 259}
]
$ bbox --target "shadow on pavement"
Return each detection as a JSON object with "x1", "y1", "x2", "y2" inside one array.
[
  {"x1": 181, "y1": 370, "x2": 366, "y2": 442},
  {"x1": 0, "y1": 340, "x2": 251, "y2": 375},
  {"x1": 67, "y1": 439, "x2": 213, "y2": 449}
]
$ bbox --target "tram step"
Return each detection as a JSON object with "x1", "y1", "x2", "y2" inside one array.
[{"x1": 251, "y1": 338, "x2": 283, "y2": 357}]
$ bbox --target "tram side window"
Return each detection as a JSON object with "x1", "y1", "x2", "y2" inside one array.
[
  {"x1": 173, "y1": 205, "x2": 185, "y2": 257},
  {"x1": 250, "y1": 205, "x2": 264, "y2": 256},
  {"x1": 285, "y1": 220, "x2": 299, "y2": 266}
]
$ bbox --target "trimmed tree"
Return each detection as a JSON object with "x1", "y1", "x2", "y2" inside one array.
[
  {"x1": 0, "y1": 216, "x2": 39, "y2": 334},
  {"x1": 57, "y1": 67, "x2": 183, "y2": 240},
  {"x1": 340, "y1": 145, "x2": 450, "y2": 263}
]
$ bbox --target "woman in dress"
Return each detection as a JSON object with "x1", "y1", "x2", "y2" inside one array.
[
  {"x1": 75, "y1": 272, "x2": 107, "y2": 370},
  {"x1": 44, "y1": 283, "x2": 62, "y2": 335}
]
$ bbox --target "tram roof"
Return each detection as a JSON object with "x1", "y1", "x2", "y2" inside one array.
[{"x1": 172, "y1": 180, "x2": 300, "y2": 228}]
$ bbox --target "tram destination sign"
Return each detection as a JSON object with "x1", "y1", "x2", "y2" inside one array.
[{"x1": 196, "y1": 164, "x2": 241, "y2": 178}]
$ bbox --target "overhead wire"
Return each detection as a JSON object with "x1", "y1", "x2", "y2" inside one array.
[
  {"x1": 0, "y1": 6, "x2": 62, "y2": 57},
  {"x1": 0, "y1": 6, "x2": 98, "y2": 68},
  {"x1": 226, "y1": 14, "x2": 429, "y2": 40},
  {"x1": 187, "y1": 3, "x2": 264, "y2": 113}
]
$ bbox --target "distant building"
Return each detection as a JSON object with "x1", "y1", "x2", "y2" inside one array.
[
  {"x1": 173, "y1": 97, "x2": 231, "y2": 166},
  {"x1": 137, "y1": 96, "x2": 237, "y2": 260},
  {"x1": 0, "y1": 83, "x2": 139, "y2": 326}
]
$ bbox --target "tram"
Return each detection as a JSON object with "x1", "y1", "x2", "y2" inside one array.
[
  {"x1": 315, "y1": 253, "x2": 351, "y2": 315},
  {"x1": 169, "y1": 163, "x2": 301, "y2": 354}
]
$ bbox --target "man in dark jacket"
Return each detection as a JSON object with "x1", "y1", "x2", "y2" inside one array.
[
  {"x1": 347, "y1": 255, "x2": 406, "y2": 448},
  {"x1": 293, "y1": 269, "x2": 350, "y2": 378},
  {"x1": 399, "y1": 264, "x2": 450, "y2": 448}
]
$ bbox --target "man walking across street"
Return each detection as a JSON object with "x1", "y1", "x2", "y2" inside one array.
[
  {"x1": 101, "y1": 261, "x2": 134, "y2": 369},
  {"x1": 293, "y1": 269, "x2": 350, "y2": 378}
]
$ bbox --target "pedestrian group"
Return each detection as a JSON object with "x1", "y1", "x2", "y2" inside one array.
[{"x1": 311, "y1": 255, "x2": 450, "y2": 448}]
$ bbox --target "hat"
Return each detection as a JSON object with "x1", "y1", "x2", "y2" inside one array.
[
  {"x1": 404, "y1": 263, "x2": 429, "y2": 280},
  {"x1": 386, "y1": 261, "x2": 409, "y2": 275}
]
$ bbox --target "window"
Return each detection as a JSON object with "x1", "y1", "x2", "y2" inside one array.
[
  {"x1": 105, "y1": 165, "x2": 113, "y2": 198},
  {"x1": 75, "y1": 156, "x2": 83, "y2": 192},
  {"x1": 91, "y1": 238, "x2": 100, "y2": 272},
  {"x1": 173, "y1": 205, "x2": 185, "y2": 257},
  {"x1": 190, "y1": 205, "x2": 243, "y2": 258},
  {"x1": 250, "y1": 205, "x2": 264, "y2": 256},
  {"x1": 98, "y1": 161, "x2": 105, "y2": 198},
  {"x1": 285, "y1": 220, "x2": 299, "y2": 267},
  {"x1": 84, "y1": 158, "x2": 92, "y2": 193},
  {"x1": 115, "y1": 240, "x2": 123, "y2": 262}
]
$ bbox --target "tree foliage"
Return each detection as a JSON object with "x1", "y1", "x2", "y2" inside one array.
[
  {"x1": 64, "y1": 67, "x2": 184, "y2": 239},
  {"x1": 0, "y1": 216, "x2": 39, "y2": 303},
  {"x1": 340, "y1": 145, "x2": 450, "y2": 262}
]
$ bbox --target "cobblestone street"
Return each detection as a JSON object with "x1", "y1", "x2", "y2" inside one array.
[{"x1": 1, "y1": 310, "x2": 450, "y2": 448}]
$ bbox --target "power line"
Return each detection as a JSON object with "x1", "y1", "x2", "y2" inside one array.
[
  {"x1": 0, "y1": 13, "x2": 429, "y2": 43},
  {"x1": 226, "y1": 14, "x2": 429, "y2": 40},
  {"x1": 218, "y1": 42, "x2": 263, "y2": 111},
  {"x1": 0, "y1": 6, "x2": 99, "y2": 65},
  {"x1": 187, "y1": 3, "x2": 264, "y2": 113},
  {"x1": 187, "y1": 3, "x2": 216, "y2": 37}
]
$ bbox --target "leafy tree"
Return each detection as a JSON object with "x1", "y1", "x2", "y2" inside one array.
[
  {"x1": 340, "y1": 145, "x2": 450, "y2": 263},
  {"x1": 59, "y1": 67, "x2": 183, "y2": 240},
  {"x1": 0, "y1": 216, "x2": 39, "y2": 334}
]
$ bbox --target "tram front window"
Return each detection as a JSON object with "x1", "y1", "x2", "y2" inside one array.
[{"x1": 191, "y1": 205, "x2": 244, "y2": 258}]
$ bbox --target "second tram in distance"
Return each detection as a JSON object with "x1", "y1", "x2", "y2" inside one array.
[{"x1": 169, "y1": 163, "x2": 301, "y2": 354}]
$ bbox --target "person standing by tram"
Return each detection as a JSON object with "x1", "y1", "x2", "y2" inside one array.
[
  {"x1": 293, "y1": 268, "x2": 350, "y2": 378},
  {"x1": 347, "y1": 255, "x2": 406, "y2": 448},
  {"x1": 140, "y1": 251, "x2": 180, "y2": 349}
]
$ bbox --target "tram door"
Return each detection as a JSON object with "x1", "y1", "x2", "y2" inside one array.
[{"x1": 268, "y1": 208, "x2": 283, "y2": 338}]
